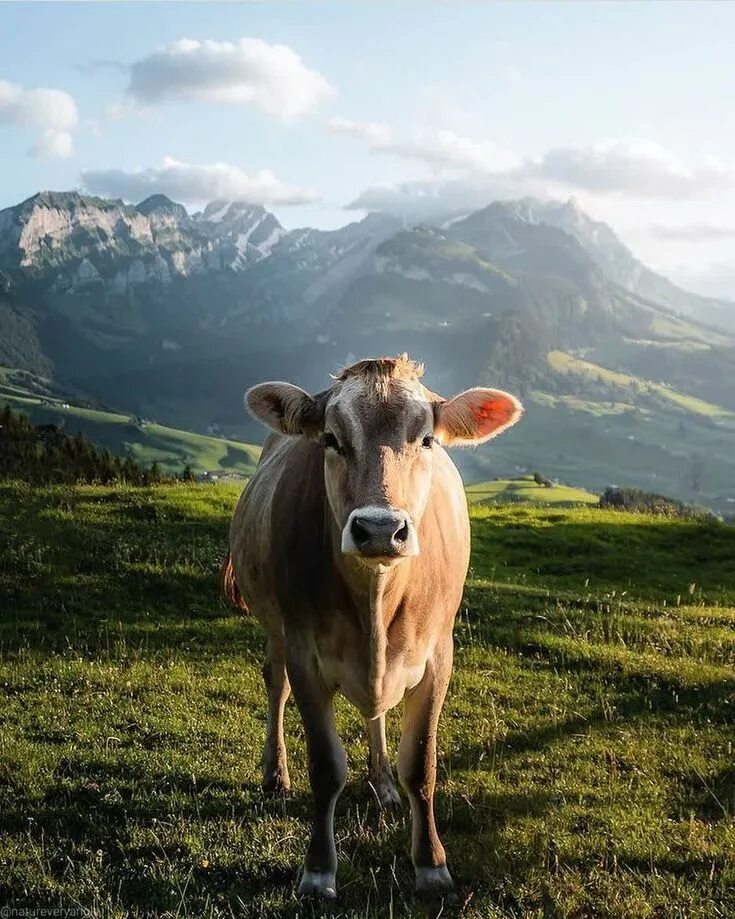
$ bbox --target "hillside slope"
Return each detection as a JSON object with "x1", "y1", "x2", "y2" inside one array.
[
  {"x1": 0, "y1": 368, "x2": 260, "y2": 476},
  {"x1": 508, "y1": 196, "x2": 735, "y2": 332},
  {"x1": 319, "y1": 217, "x2": 735, "y2": 514},
  {"x1": 466, "y1": 476, "x2": 598, "y2": 506}
]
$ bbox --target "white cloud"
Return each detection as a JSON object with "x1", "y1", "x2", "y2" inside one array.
[
  {"x1": 126, "y1": 38, "x2": 334, "y2": 120},
  {"x1": 81, "y1": 156, "x2": 319, "y2": 206},
  {"x1": 524, "y1": 139, "x2": 734, "y2": 198},
  {"x1": 0, "y1": 79, "x2": 78, "y2": 158},
  {"x1": 667, "y1": 261, "x2": 735, "y2": 301},
  {"x1": 348, "y1": 176, "x2": 521, "y2": 219},
  {"x1": 326, "y1": 116, "x2": 393, "y2": 147},
  {"x1": 391, "y1": 130, "x2": 519, "y2": 174},
  {"x1": 33, "y1": 128, "x2": 74, "y2": 159},
  {"x1": 326, "y1": 116, "x2": 518, "y2": 174},
  {"x1": 647, "y1": 223, "x2": 735, "y2": 243},
  {"x1": 337, "y1": 119, "x2": 735, "y2": 217}
]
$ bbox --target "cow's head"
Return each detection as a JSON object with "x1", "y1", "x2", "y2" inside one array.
[{"x1": 246, "y1": 356, "x2": 523, "y2": 566}]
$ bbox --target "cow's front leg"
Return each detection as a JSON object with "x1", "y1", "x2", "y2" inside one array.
[
  {"x1": 398, "y1": 634, "x2": 455, "y2": 899},
  {"x1": 287, "y1": 646, "x2": 347, "y2": 900},
  {"x1": 366, "y1": 714, "x2": 401, "y2": 808}
]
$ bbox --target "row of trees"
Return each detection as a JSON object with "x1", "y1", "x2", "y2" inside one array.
[
  {"x1": 0, "y1": 405, "x2": 192, "y2": 485},
  {"x1": 599, "y1": 486, "x2": 712, "y2": 519}
]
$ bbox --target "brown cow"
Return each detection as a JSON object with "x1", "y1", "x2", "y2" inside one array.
[{"x1": 227, "y1": 355, "x2": 522, "y2": 900}]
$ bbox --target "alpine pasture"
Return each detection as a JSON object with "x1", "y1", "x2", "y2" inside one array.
[{"x1": 0, "y1": 480, "x2": 733, "y2": 917}]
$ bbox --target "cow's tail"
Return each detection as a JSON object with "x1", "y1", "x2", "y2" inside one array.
[{"x1": 221, "y1": 553, "x2": 249, "y2": 614}]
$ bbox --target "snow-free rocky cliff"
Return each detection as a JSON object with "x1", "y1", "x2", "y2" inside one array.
[{"x1": 0, "y1": 192, "x2": 288, "y2": 294}]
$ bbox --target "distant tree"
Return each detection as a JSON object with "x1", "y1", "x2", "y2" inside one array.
[
  {"x1": 121, "y1": 457, "x2": 139, "y2": 484},
  {"x1": 533, "y1": 470, "x2": 554, "y2": 488},
  {"x1": 688, "y1": 453, "x2": 706, "y2": 493},
  {"x1": 181, "y1": 463, "x2": 195, "y2": 482}
]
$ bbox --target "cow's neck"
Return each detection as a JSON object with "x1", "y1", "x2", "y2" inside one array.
[
  {"x1": 332, "y1": 536, "x2": 412, "y2": 623},
  {"x1": 334, "y1": 540, "x2": 413, "y2": 707},
  {"x1": 330, "y1": 515, "x2": 411, "y2": 657}
]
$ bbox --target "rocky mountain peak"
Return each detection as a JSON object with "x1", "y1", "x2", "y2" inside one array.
[
  {"x1": 0, "y1": 191, "x2": 153, "y2": 275},
  {"x1": 198, "y1": 200, "x2": 267, "y2": 225},
  {"x1": 193, "y1": 202, "x2": 286, "y2": 265},
  {"x1": 22, "y1": 190, "x2": 118, "y2": 213},
  {"x1": 137, "y1": 195, "x2": 190, "y2": 223}
]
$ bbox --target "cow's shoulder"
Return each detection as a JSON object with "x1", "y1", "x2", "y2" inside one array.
[{"x1": 234, "y1": 435, "x2": 337, "y2": 615}]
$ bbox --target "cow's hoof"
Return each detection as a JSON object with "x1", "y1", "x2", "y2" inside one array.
[
  {"x1": 415, "y1": 865, "x2": 456, "y2": 901},
  {"x1": 369, "y1": 769, "x2": 402, "y2": 809},
  {"x1": 369, "y1": 758, "x2": 402, "y2": 809},
  {"x1": 261, "y1": 772, "x2": 291, "y2": 798},
  {"x1": 377, "y1": 779, "x2": 402, "y2": 809},
  {"x1": 262, "y1": 766, "x2": 291, "y2": 797},
  {"x1": 298, "y1": 869, "x2": 337, "y2": 900}
]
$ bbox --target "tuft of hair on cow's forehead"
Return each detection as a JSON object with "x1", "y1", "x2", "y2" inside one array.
[{"x1": 333, "y1": 354, "x2": 427, "y2": 403}]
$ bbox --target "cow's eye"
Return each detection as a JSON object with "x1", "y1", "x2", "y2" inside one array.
[
  {"x1": 421, "y1": 434, "x2": 435, "y2": 449},
  {"x1": 322, "y1": 431, "x2": 342, "y2": 453}
]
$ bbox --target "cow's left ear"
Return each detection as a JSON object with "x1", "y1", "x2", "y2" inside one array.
[
  {"x1": 245, "y1": 382, "x2": 325, "y2": 438},
  {"x1": 434, "y1": 387, "x2": 523, "y2": 446}
]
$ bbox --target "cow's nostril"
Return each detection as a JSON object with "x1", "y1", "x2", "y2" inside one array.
[
  {"x1": 394, "y1": 520, "x2": 410, "y2": 544},
  {"x1": 351, "y1": 518, "x2": 371, "y2": 547}
]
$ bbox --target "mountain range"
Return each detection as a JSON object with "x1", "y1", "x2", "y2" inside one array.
[{"x1": 1, "y1": 189, "x2": 734, "y2": 514}]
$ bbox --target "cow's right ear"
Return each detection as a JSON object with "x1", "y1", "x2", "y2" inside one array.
[{"x1": 245, "y1": 382, "x2": 325, "y2": 438}]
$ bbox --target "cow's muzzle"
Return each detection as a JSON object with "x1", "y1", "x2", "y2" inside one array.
[{"x1": 341, "y1": 507, "x2": 419, "y2": 560}]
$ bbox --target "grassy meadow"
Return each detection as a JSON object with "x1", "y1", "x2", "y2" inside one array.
[
  {"x1": 466, "y1": 476, "x2": 597, "y2": 507},
  {"x1": 0, "y1": 480, "x2": 733, "y2": 917}
]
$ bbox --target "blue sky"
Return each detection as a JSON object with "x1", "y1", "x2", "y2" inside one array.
[{"x1": 2, "y1": 2, "x2": 735, "y2": 296}]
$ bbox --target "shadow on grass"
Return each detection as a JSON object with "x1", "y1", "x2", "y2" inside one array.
[
  {"x1": 453, "y1": 626, "x2": 735, "y2": 776},
  {"x1": 676, "y1": 762, "x2": 735, "y2": 821},
  {"x1": 0, "y1": 758, "x2": 450, "y2": 916},
  {"x1": 1, "y1": 756, "x2": 312, "y2": 837},
  {"x1": 0, "y1": 776, "x2": 549, "y2": 917}
]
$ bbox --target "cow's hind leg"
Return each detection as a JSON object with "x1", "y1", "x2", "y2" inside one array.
[
  {"x1": 261, "y1": 634, "x2": 291, "y2": 795},
  {"x1": 398, "y1": 634, "x2": 455, "y2": 899},
  {"x1": 288, "y1": 645, "x2": 347, "y2": 900},
  {"x1": 365, "y1": 714, "x2": 401, "y2": 808}
]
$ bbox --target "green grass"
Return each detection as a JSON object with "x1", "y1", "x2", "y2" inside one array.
[
  {"x1": 466, "y1": 476, "x2": 598, "y2": 507},
  {"x1": 547, "y1": 350, "x2": 734, "y2": 420},
  {"x1": 0, "y1": 481, "x2": 733, "y2": 917},
  {"x1": 648, "y1": 314, "x2": 733, "y2": 348},
  {"x1": 0, "y1": 370, "x2": 261, "y2": 476}
]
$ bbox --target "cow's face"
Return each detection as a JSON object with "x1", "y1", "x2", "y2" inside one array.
[
  {"x1": 320, "y1": 376, "x2": 436, "y2": 563},
  {"x1": 246, "y1": 356, "x2": 523, "y2": 567}
]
